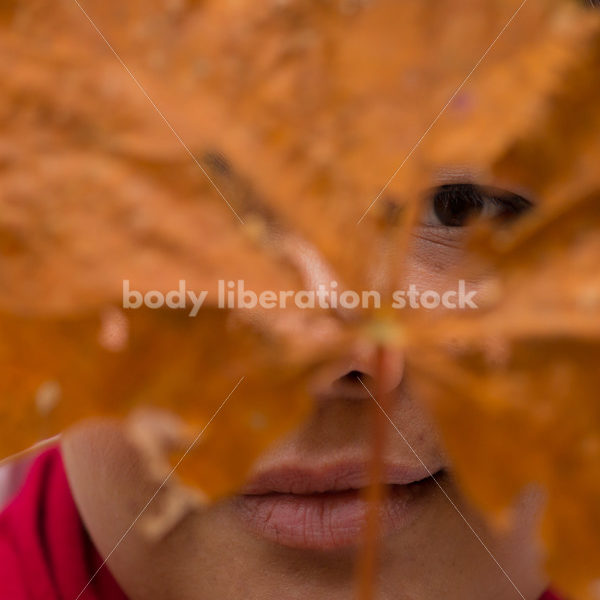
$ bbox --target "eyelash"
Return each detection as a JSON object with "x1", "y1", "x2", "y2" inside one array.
[{"x1": 424, "y1": 183, "x2": 533, "y2": 228}]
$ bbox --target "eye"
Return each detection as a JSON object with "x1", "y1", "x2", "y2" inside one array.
[{"x1": 423, "y1": 183, "x2": 532, "y2": 227}]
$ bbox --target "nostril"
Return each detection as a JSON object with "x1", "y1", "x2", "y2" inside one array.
[
  {"x1": 344, "y1": 370, "x2": 364, "y2": 382},
  {"x1": 322, "y1": 369, "x2": 373, "y2": 402},
  {"x1": 316, "y1": 348, "x2": 404, "y2": 401}
]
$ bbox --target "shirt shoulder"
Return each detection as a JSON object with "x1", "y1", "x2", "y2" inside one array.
[{"x1": 0, "y1": 448, "x2": 128, "y2": 600}]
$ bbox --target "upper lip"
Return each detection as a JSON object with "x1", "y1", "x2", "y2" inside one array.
[{"x1": 241, "y1": 461, "x2": 440, "y2": 495}]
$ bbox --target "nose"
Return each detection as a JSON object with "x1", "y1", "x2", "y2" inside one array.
[
  {"x1": 280, "y1": 233, "x2": 405, "y2": 400},
  {"x1": 313, "y1": 341, "x2": 405, "y2": 401}
]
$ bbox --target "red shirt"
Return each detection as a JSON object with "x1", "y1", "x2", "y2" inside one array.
[
  {"x1": 0, "y1": 448, "x2": 563, "y2": 600},
  {"x1": 0, "y1": 449, "x2": 127, "y2": 600}
]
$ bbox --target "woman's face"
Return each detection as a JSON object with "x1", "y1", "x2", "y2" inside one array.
[{"x1": 62, "y1": 188, "x2": 548, "y2": 600}]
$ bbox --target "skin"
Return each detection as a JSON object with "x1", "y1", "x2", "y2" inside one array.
[{"x1": 62, "y1": 194, "x2": 548, "y2": 600}]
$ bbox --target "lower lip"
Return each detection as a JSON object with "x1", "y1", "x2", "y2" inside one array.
[{"x1": 234, "y1": 478, "x2": 437, "y2": 550}]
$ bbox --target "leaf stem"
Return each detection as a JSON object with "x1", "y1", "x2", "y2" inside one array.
[{"x1": 357, "y1": 345, "x2": 388, "y2": 600}]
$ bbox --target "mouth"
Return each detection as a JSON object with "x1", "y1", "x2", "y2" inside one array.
[{"x1": 234, "y1": 462, "x2": 445, "y2": 550}]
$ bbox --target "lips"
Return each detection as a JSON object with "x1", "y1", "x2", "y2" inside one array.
[{"x1": 234, "y1": 462, "x2": 443, "y2": 550}]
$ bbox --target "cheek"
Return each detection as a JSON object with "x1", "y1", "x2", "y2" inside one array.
[
  {"x1": 404, "y1": 252, "x2": 465, "y2": 293},
  {"x1": 401, "y1": 229, "x2": 489, "y2": 299},
  {"x1": 408, "y1": 229, "x2": 468, "y2": 276}
]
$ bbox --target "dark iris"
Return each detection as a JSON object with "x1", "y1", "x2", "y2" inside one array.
[
  {"x1": 431, "y1": 183, "x2": 532, "y2": 227},
  {"x1": 432, "y1": 184, "x2": 484, "y2": 227}
]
